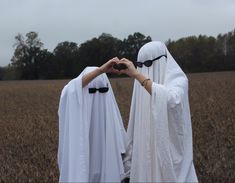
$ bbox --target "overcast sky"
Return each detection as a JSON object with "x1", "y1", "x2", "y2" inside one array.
[{"x1": 0, "y1": 0, "x2": 235, "y2": 66}]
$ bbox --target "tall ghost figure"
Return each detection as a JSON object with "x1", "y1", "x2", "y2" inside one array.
[
  {"x1": 58, "y1": 67, "x2": 127, "y2": 182},
  {"x1": 124, "y1": 41, "x2": 198, "y2": 182}
]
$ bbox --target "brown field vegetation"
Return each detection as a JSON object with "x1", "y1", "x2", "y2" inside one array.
[{"x1": 0, "y1": 72, "x2": 234, "y2": 182}]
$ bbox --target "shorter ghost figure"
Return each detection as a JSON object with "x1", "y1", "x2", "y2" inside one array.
[{"x1": 58, "y1": 67, "x2": 127, "y2": 182}]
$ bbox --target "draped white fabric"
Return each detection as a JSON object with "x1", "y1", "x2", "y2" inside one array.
[
  {"x1": 58, "y1": 67, "x2": 127, "y2": 182},
  {"x1": 124, "y1": 41, "x2": 198, "y2": 182}
]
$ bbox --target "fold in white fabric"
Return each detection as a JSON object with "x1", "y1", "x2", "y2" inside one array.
[
  {"x1": 58, "y1": 67, "x2": 127, "y2": 182},
  {"x1": 124, "y1": 41, "x2": 198, "y2": 182}
]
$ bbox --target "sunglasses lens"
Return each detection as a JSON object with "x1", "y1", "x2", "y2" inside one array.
[
  {"x1": 99, "y1": 87, "x2": 109, "y2": 93},
  {"x1": 89, "y1": 88, "x2": 96, "y2": 93},
  {"x1": 144, "y1": 61, "x2": 153, "y2": 67},
  {"x1": 136, "y1": 62, "x2": 143, "y2": 68}
]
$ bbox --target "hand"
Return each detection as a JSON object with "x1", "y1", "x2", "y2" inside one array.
[
  {"x1": 118, "y1": 58, "x2": 139, "y2": 78},
  {"x1": 99, "y1": 57, "x2": 120, "y2": 74}
]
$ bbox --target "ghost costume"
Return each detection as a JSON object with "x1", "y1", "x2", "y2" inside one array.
[
  {"x1": 58, "y1": 67, "x2": 127, "y2": 182},
  {"x1": 124, "y1": 41, "x2": 198, "y2": 182}
]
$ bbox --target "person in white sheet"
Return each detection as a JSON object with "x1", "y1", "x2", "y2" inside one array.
[
  {"x1": 118, "y1": 41, "x2": 198, "y2": 182},
  {"x1": 57, "y1": 59, "x2": 127, "y2": 183}
]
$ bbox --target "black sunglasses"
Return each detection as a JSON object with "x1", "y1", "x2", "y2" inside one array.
[
  {"x1": 136, "y1": 54, "x2": 167, "y2": 68},
  {"x1": 89, "y1": 87, "x2": 109, "y2": 94}
]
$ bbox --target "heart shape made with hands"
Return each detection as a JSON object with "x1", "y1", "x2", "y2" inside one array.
[{"x1": 113, "y1": 63, "x2": 127, "y2": 71}]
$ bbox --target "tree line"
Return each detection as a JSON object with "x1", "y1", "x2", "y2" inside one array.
[
  {"x1": 0, "y1": 29, "x2": 234, "y2": 80},
  {"x1": 167, "y1": 30, "x2": 235, "y2": 73}
]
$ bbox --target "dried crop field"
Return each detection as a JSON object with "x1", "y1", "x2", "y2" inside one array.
[{"x1": 0, "y1": 71, "x2": 234, "y2": 182}]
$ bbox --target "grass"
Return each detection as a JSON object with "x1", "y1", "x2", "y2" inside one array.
[{"x1": 0, "y1": 71, "x2": 234, "y2": 182}]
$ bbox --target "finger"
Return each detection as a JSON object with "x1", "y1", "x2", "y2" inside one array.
[
  {"x1": 110, "y1": 68, "x2": 120, "y2": 74},
  {"x1": 121, "y1": 58, "x2": 131, "y2": 63},
  {"x1": 118, "y1": 60, "x2": 127, "y2": 64},
  {"x1": 112, "y1": 57, "x2": 119, "y2": 62},
  {"x1": 114, "y1": 57, "x2": 119, "y2": 60},
  {"x1": 120, "y1": 58, "x2": 127, "y2": 62},
  {"x1": 109, "y1": 59, "x2": 118, "y2": 65},
  {"x1": 110, "y1": 58, "x2": 116, "y2": 62}
]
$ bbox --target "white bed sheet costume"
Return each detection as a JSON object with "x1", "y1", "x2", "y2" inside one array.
[
  {"x1": 58, "y1": 67, "x2": 127, "y2": 182},
  {"x1": 124, "y1": 41, "x2": 198, "y2": 182}
]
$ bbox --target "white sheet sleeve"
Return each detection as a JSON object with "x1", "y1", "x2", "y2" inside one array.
[
  {"x1": 151, "y1": 82, "x2": 177, "y2": 182},
  {"x1": 152, "y1": 81, "x2": 191, "y2": 182}
]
